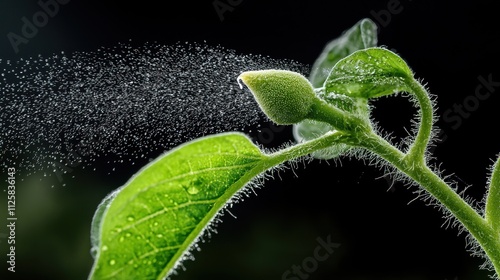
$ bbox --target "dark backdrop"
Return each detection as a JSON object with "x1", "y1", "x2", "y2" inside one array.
[{"x1": 1, "y1": 1, "x2": 499, "y2": 279}]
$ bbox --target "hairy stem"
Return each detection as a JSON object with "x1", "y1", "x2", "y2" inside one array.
[
  {"x1": 307, "y1": 98, "x2": 361, "y2": 133},
  {"x1": 405, "y1": 78, "x2": 434, "y2": 164},
  {"x1": 159, "y1": 131, "x2": 351, "y2": 279},
  {"x1": 266, "y1": 130, "x2": 351, "y2": 165},
  {"x1": 486, "y1": 154, "x2": 500, "y2": 232},
  {"x1": 359, "y1": 131, "x2": 500, "y2": 276}
]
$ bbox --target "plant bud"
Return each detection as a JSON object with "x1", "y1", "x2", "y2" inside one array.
[{"x1": 238, "y1": 70, "x2": 316, "y2": 125}]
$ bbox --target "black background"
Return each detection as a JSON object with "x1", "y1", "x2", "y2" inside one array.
[{"x1": 1, "y1": 0, "x2": 500, "y2": 279}]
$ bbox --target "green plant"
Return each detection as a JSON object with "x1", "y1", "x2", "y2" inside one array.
[{"x1": 88, "y1": 18, "x2": 500, "y2": 279}]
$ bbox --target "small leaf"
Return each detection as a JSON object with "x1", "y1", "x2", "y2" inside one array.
[
  {"x1": 309, "y1": 18, "x2": 378, "y2": 88},
  {"x1": 294, "y1": 18, "x2": 376, "y2": 159},
  {"x1": 486, "y1": 154, "x2": 500, "y2": 232},
  {"x1": 325, "y1": 47, "x2": 413, "y2": 99},
  {"x1": 89, "y1": 132, "x2": 268, "y2": 280}
]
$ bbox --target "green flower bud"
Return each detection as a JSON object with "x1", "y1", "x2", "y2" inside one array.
[{"x1": 237, "y1": 70, "x2": 316, "y2": 125}]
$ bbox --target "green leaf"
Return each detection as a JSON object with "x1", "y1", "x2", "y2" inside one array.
[
  {"x1": 325, "y1": 47, "x2": 413, "y2": 99},
  {"x1": 89, "y1": 132, "x2": 268, "y2": 280},
  {"x1": 309, "y1": 18, "x2": 378, "y2": 88},
  {"x1": 486, "y1": 154, "x2": 500, "y2": 232}
]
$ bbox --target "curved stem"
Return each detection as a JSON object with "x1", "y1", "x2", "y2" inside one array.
[
  {"x1": 359, "y1": 131, "x2": 500, "y2": 277},
  {"x1": 259, "y1": 74, "x2": 500, "y2": 276},
  {"x1": 405, "y1": 78, "x2": 434, "y2": 164}
]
